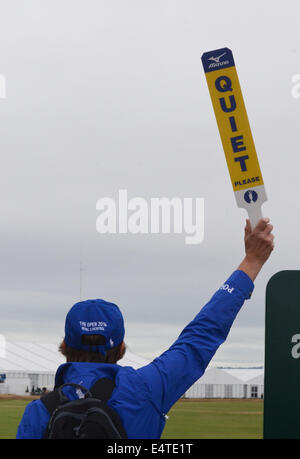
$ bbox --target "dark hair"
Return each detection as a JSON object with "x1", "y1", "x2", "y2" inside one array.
[{"x1": 59, "y1": 335, "x2": 126, "y2": 364}]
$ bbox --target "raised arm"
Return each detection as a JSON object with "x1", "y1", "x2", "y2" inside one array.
[{"x1": 137, "y1": 218, "x2": 274, "y2": 414}]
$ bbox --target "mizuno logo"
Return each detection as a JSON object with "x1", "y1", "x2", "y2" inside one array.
[
  {"x1": 207, "y1": 52, "x2": 229, "y2": 69},
  {"x1": 208, "y1": 52, "x2": 227, "y2": 63}
]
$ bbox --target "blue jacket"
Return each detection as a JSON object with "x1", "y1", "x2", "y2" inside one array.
[{"x1": 16, "y1": 270, "x2": 253, "y2": 439}]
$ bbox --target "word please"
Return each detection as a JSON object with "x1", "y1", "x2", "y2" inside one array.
[{"x1": 96, "y1": 190, "x2": 204, "y2": 245}]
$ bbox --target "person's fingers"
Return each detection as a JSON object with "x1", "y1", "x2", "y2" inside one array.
[
  {"x1": 262, "y1": 223, "x2": 273, "y2": 236},
  {"x1": 253, "y1": 218, "x2": 270, "y2": 233},
  {"x1": 245, "y1": 219, "x2": 252, "y2": 234}
]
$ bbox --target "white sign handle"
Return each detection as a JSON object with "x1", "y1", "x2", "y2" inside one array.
[
  {"x1": 246, "y1": 205, "x2": 263, "y2": 230},
  {"x1": 234, "y1": 184, "x2": 267, "y2": 231}
]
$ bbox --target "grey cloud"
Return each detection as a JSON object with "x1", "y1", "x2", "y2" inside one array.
[{"x1": 1, "y1": 0, "x2": 300, "y2": 364}]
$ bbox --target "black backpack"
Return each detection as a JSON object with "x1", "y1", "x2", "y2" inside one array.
[{"x1": 41, "y1": 378, "x2": 127, "y2": 439}]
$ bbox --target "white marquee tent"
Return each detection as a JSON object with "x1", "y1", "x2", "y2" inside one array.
[
  {"x1": 0, "y1": 341, "x2": 264, "y2": 399},
  {"x1": 0, "y1": 341, "x2": 150, "y2": 395},
  {"x1": 185, "y1": 366, "x2": 264, "y2": 399}
]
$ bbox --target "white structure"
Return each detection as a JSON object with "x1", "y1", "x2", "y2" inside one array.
[
  {"x1": 0, "y1": 341, "x2": 264, "y2": 399},
  {"x1": 0, "y1": 341, "x2": 149, "y2": 396},
  {"x1": 185, "y1": 367, "x2": 264, "y2": 399}
]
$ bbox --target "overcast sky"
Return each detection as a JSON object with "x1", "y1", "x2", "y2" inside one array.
[{"x1": 1, "y1": 0, "x2": 300, "y2": 366}]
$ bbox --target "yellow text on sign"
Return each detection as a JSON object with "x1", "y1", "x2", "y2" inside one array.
[{"x1": 205, "y1": 66, "x2": 264, "y2": 191}]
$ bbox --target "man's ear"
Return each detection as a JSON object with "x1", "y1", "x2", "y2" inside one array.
[
  {"x1": 117, "y1": 341, "x2": 126, "y2": 361},
  {"x1": 120, "y1": 341, "x2": 126, "y2": 354},
  {"x1": 58, "y1": 339, "x2": 69, "y2": 361}
]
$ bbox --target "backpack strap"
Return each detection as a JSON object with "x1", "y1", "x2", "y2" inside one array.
[
  {"x1": 41, "y1": 383, "x2": 91, "y2": 414},
  {"x1": 41, "y1": 378, "x2": 115, "y2": 415},
  {"x1": 90, "y1": 378, "x2": 115, "y2": 402},
  {"x1": 41, "y1": 389, "x2": 61, "y2": 415}
]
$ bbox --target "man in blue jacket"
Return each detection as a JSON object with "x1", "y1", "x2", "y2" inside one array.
[{"x1": 16, "y1": 218, "x2": 274, "y2": 439}]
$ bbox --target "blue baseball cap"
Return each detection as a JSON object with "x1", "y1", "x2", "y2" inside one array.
[{"x1": 64, "y1": 299, "x2": 125, "y2": 354}]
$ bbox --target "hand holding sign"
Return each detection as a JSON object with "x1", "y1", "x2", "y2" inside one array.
[
  {"x1": 201, "y1": 48, "x2": 267, "y2": 229},
  {"x1": 237, "y1": 218, "x2": 274, "y2": 281},
  {"x1": 244, "y1": 218, "x2": 274, "y2": 262}
]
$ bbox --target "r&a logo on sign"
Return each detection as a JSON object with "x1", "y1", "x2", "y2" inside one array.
[{"x1": 244, "y1": 190, "x2": 258, "y2": 204}]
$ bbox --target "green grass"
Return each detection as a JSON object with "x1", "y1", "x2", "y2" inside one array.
[
  {"x1": 162, "y1": 399, "x2": 263, "y2": 439},
  {"x1": 0, "y1": 397, "x2": 263, "y2": 439},
  {"x1": 0, "y1": 399, "x2": 31, "y2": 439}
]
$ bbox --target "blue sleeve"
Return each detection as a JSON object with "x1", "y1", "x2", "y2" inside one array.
[
  {"x1": 16, "y1": 399, "x2": 50, "y2": 439},
  {"x1": 137, "y1": 270, "x2": 254, "y2": 414}
]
